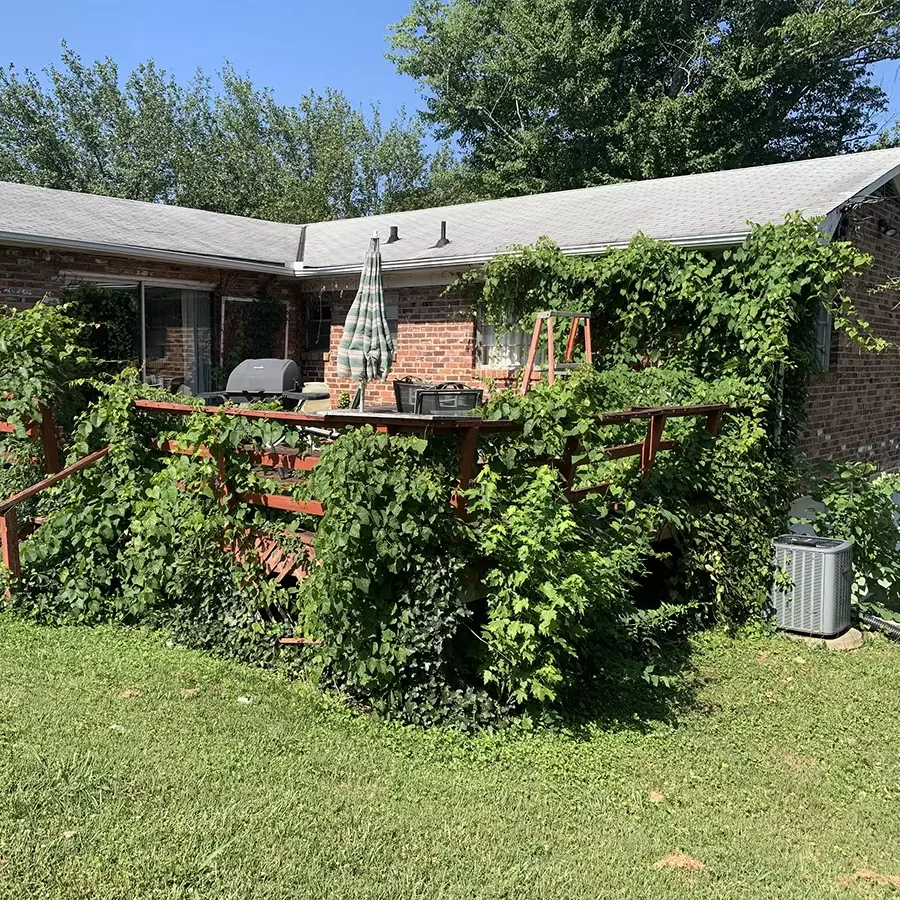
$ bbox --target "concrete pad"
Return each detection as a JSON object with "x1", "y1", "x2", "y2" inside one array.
[{"x1": 786, "y1": 627, "x2": 864, "y2": 651}]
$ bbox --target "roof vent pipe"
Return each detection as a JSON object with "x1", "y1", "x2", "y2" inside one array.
[
  {"x1": 387, "y1": 225, "x2": 400, "y2": 243},
  {"x1": 434, "y1": 220, "x2": 450, "y2": 248}
]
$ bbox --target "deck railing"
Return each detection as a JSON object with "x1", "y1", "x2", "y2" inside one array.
[{"x1": 1, "y1": 398, "x2": 729, "y2": 586}]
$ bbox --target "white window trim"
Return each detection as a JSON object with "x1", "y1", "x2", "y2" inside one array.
[{"x1": 61, "y1": 270, "x2": 216, "y2": 291}]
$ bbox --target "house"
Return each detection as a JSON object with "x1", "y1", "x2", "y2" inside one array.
[{"x1": 2, "y1": 148, "x2": 900, "y2": 465}]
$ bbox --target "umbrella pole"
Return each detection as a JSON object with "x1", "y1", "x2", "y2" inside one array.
[{"x1": 359, "y1": 379, "x2": 366, "y2": 411}]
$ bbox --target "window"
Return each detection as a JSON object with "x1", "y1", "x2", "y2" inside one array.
[
  {"x1": 814, "y1": 303, "x2": 832, "y2": 372},
  {"x1": 306, "y1": 293, "x2": 398, "y2": 351},
  {"x1": 476, "y1": 317, "x2": 533, "y2": 368},
  {"x1": 74, "y1": 280, "x2": 214, "y2": 393},
  {"x1": 305, "y1": 298, "x2": 332, "y2": 351},
  {"x1": 384, "y1": 291, "x2": 399, "y2": 343},
  {"x1": 142, "y1": 286, "x2": 212, "y2": 394}
]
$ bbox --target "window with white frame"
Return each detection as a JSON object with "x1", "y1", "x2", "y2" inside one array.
[
  {"x1": 814, "y1": 302, "x2": 833, "y2": 372},
  {"x1": 475, "y1": 315, "x2": 536, "y2": 368}
]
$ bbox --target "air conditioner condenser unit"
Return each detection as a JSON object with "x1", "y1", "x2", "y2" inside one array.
[{"x1": 770, "y1": 535, "x2": 853, "y2": 637}]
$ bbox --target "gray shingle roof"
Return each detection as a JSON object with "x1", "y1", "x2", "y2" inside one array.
[
  {"x1": 299, "y1": 148, "x2": 900, "y2": 274},
  {"x1": 2, "y1": 148, "x2": 900, "y2": 276},
  {"x1": 0, "y1": 180, "x2": 303, "y2": 267}
]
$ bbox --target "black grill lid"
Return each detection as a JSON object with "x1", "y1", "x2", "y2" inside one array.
[{"x1": 225, "y1": 358, "x2": 300, "y2": 395}]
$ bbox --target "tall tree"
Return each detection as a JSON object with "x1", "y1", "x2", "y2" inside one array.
[
  {"x1": 0, "y1": 44, "x2": 451, "y2": 222},
  {"x1": 390, "y1": 0, "x2": 900, "y2": 196}
]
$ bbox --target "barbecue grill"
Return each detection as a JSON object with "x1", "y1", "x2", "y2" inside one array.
[{"x1": 201, "y1": 359, "x2": 330, "y2": 410}]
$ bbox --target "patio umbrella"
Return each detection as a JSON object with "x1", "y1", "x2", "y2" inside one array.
[{"x1": 335, "y1": 232, "x2": 394, "y2": 410}]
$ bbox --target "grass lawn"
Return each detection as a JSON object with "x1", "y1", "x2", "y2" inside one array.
[{"x1": 2, "y1": 618, "x2": 900, "y2": 899}]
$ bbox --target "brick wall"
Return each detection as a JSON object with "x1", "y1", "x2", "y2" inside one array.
[
  {"x1": 302, "y1": 285, "x2": 517, "y2": 405},
  {"x1": 801, "y1": 201, "x2": 900, "y2": 469},
  {"x1": 5, "y1": 224, "x2": 900, "y2": 464}
]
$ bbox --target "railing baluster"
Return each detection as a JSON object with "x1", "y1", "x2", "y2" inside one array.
[{"x1": 1, "y1": 509, "x2": 21, "y2": 581}]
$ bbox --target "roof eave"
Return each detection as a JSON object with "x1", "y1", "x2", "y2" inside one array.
[
  {"x1": 293, "y1": 230, "x2": 753, "y2": 279},
  {"x1": 0, "y1": 231, "x2": 293, "y2": 276}
]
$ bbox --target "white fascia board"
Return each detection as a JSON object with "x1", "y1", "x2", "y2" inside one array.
[
  {"x1": 61, "y1": 270, "x2": 218, "y2": 290},
  {"x1": 292, "y1": 230, "x2": 751, "y2": 281},
  {"x1": 847, "y1": 161, "x2": 900, "y2": 202},
  {"x1": 0, "y1": 231, "x2": 292, "y2": 276}
]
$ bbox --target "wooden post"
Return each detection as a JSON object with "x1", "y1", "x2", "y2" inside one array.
[
  {"x1": 641, "y1": 414, "x2": 667, "y2": 478},
  {"x1": 453, "y1": 425, "x2": 480, "y2": 516},
  {"x1": 519, "y1": 318, "x2": 543, "y2": 396},
  {"x1": 1, "y1": 508, "x2": 21, "y2": 581},
  {"x1": 564, "y1": 316, "x2": 580, "y2": 363},
  {"x1": 38, "y1": 404, "x2": 61, "y2": 474},
  {"x1": 559, "y1": 435, "x2": 580, "y2": 499},
  {"x1": 546, "y1": 316, "x2": 556, "y2": 386},
  {"x1": 705, "y1": 409, "x2": 724, "y2": 436},
  {"x1": 215, "y1": 449, "x2": 230, "y2": 503}
]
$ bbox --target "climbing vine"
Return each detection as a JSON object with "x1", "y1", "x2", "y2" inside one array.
[
  {"x1": 64, "y1": 282, "x2": 139, "y2": 372},
  {"x1": 214, "y1": 292, "x2": 288, "y2": 389},
  {"x1": 0, "y1": 216, "x2": 892, "y2": 728}
]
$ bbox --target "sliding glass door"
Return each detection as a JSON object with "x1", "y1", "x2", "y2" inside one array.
[
  {"x1": 142, "y1": 286, "x2": 212, "y2": 394},
  {"x1": 84, "y1": 281, "x2": 213, "y2": 394}
]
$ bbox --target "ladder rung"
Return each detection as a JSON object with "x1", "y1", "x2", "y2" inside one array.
[
  {"x1": 532, "y1": 363, "x2": 583, "y2": 372},
  {"x1": 536, "y1": 310, "x2": 590, "y2": 319}
]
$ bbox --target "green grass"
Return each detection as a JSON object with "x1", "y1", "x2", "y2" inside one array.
[{"x1": 2, "y1": 618, "x2": 900, "y2": 899}]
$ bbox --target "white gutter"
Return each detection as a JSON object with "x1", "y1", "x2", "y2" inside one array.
[
  {"x1": 0, "y1": 231, "x2": 292, "y2": 276},
  {"x1": 292, "y1": 230, "x2": 753, "y2": 279},
  {"x1": 0, "y1": 217, "x2": 847, "y2": 283}
]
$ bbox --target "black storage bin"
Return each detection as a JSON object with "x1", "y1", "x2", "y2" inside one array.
[
  {"x1": 413, "y1": 389, "x2": 484, "y2": 416},
  {"x1": 393, "y1": 377, "x2": 435, "y2": 412}
]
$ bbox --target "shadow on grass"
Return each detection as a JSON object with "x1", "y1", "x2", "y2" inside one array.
[{"x1": 550, "y1": 634, "x2": 703, "y2": 739}]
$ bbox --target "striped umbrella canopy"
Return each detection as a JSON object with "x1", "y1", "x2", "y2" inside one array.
[{"x1": 335, "y1": 232, "x2": 394, "y2": 410}]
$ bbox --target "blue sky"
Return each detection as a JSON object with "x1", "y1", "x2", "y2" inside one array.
[
  {"x1": 4, "y1": 0, "x2": 900, "y2": 139},
  {"x1": 3, "y1": 0, "x2": 422, "y2": 118}
]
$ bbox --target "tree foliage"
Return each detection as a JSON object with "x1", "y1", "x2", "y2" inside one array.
[
  {"x1": 390, "y1": 0, "x2": 900, "y2": 195},
  {"x1": 0, "y1": 44, "x2": 453, "y2": 222}
]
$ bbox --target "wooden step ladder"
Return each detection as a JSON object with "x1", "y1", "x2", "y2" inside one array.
[{"x1": 520, "y1": 311, "x2": 593, "y2": 395}]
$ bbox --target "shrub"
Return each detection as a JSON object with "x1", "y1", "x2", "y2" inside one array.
[{"x1": 796, "y1": 462, "x2": 900, "y2": 609}]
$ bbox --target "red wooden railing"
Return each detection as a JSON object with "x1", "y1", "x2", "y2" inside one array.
[
  {"x1": 1, "y1": 399, "x2": 729, "y2": 591},
  {"x1": 0, "y1": 401, "x2": 62, "y2": 475},
  {"x1": 134, "y1": 400, "x2": 520, "y2": 518},
  {"x1": 557, "y1": 404, "x2": 727, "y2": 501},
  {"x1": 134, "y1": 400, "x2": 521, "y2": 579},
  {"x1": 0, "y1": 445, "x2": 110, "y2": 583}
]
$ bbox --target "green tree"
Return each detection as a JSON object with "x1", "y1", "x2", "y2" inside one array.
[
  {"x1": 0, "y1": 44, "x2": 452, "y2": 222},
  {"x1": 390, "y1": 0, "x2": 900, "y2": 196}
]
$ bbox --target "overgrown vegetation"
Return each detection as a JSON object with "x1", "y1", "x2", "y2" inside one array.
[
  {"x1": 0, "y1": 216, "x2": 891, "y2": 727},
  {"x1": 213, "y1": 293, "x2": 288, "y2": 389},
  {"x1": 795, "y1": 462, "x2": 900, "y2": 614},
  {"x1": 63, "y1": 282, "x2": 138, "y2": 373}
]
